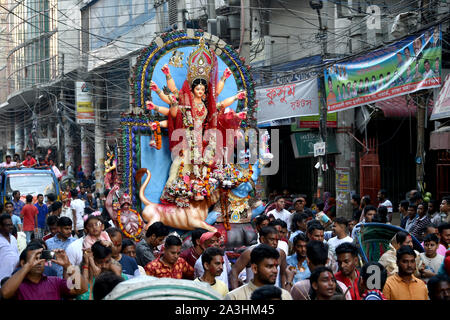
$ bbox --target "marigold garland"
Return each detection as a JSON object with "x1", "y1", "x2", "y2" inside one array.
[
  {"x1": 117, "y1": 208, "x2": 143, "y2": 242},
  {"x1": 154, "y1": 121, "x2": 162, "y2": 150}
]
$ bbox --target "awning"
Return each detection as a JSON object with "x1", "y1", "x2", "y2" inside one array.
[
  {"x1": 430, "y1": 127, "x2": 450, "y2": 150},
  {"x1": 375, "y1": 96, "x2": 416, "y2": 118},
  {"x1": 375, "y1": 95, "x2": 433, "y2": 118}
]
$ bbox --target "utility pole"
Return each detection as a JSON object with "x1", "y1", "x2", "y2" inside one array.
[
  {"x1": 415, "y1": 7, "x2": 430, "y2": 195},
  {"x1": 238, "y1": 0, "x2": 252, "y2": 61},
  {"x1": 94, "y1": 79, "x2": 105, "y2": 194},
  {"x1": 207, "y1": 0, "x2": 216, "y2": 35},
  {"x1": 310, "y1": 0, "x2": 327, "y2": 200},
  {"x1": 415, "y1": 91, "x2": 427, "y2": 193}
]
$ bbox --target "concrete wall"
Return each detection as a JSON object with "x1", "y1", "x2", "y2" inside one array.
[{"x1": 58, "y1": 0, "x2": 83, "y2": 75}]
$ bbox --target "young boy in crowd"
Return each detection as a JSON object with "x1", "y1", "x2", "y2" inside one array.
[
  {"x1": 419, "y1": 234, "x2": 445, "y2": 282},
  {"x1": 43, "y1": 215, "x2": 59, "y2": 241}
]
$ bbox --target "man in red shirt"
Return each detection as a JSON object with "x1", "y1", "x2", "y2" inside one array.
[
  {"x1": 334, "y1": 242, "x2": 361, "y2": 300},
  {"x1": 21, "y1": 152, "x2": 37, "y2": 168},
  {"x1": 20, "y1": 194, "x2": 38, "y2": 244},
  {"x1": 145, "y1": 235, "x2": 194, "y2": 279},
  {"x1": 180, "y1": 228, "x2": 207, "y2": 267}
]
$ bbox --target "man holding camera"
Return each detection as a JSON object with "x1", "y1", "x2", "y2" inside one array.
[{"x1": 0, "y1": 243, "x2": 88, "y2": 300}]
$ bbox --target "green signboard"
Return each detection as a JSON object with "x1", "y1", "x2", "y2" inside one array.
[{"x1": 290, "y1": 131, "x2": 339, "y2": 158}]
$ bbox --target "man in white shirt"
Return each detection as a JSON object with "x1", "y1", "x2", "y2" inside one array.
[
  {"x1": 49, "y1": 158, "x2": 62, "y2": 179},
  {"x1": 0, "y1": 155, "x2": 17, "y2": 168},
  {"x1": 70, "y1": 189, "x2": 85, "y2": 238},
  {"x1": 66, "y1": 235, "x2": 85, "y2": 266},
  {"x1": 0, "y1": 215, "x2": 19, "y2": 286},
  {"x1": 267, "y1": 196, "x2": 292, "y2": 231},
  {"x1": 377, "y1": 189, "x2": 393, "y2": 223},
  {"x1": 351, "y1": 205, "x2": 377, "y2": 239},
  {"x1": 327, "y1": 217, "x2": 353, "y2": 261},
  {"x1": 269, "y1": 219, "x2": 289, "y2": 255}
]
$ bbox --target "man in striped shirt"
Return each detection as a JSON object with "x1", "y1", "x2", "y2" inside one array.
[{"x1": 410, "y1": 203, "x2": 432, "y2": 242}]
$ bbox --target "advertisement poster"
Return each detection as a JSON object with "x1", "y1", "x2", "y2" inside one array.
[
  {"x1": 430, "y1": 73, "x2": 450, "y2": 120},
  {"x1": 256, "y1": 77, "x2": 319, "y2": 124},
  {"x1": 336, "y1": 168, "x2": 350, "y2": 209},
  {"x1": 76, "y1": 81, "x2": 95, "y2": 124},
  {"x1": 325, "y1": 25, "x2": 442, "y2": 113}
]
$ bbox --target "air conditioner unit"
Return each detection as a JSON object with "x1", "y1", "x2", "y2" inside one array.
[
  {"x1": 216, "y1": 15, "x2": 229, "y2": 39},
  {"x1": 168, "y1": 0, "x2": 178, "y2": 25}
]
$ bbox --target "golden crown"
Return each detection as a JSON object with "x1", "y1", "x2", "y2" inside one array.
[{"x1": 187, "y1": 38, "x2": 213, "y2": 85}]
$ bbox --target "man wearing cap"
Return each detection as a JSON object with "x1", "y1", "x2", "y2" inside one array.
[
  {"x1": 293, "y1": 197, "x2": 306, "y2": 214},
  {"x1": 194, "y1": 231, "x2": 232, "y2": 288}
]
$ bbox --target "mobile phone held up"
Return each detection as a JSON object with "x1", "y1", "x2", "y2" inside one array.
[{"x1": 40, "y1": 250, "x2": 55, "y2": 261}]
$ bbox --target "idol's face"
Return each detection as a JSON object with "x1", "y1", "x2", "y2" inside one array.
[{"x1": 193, "y1": 84, "x2": 206, "y2": 99}]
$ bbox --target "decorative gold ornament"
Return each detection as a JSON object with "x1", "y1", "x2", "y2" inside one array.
[
  {"x1": 187, "y1": 37, "x2": 213, "y2": 85},
  {"x1": 169, "y1": 50, "x2": 184, "y2": 68}
]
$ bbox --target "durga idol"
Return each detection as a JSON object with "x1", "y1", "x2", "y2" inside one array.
[{"x1": 146, "y1": 37, "x2": 247, "y2": 207}]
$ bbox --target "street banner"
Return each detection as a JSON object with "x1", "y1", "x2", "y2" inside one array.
[
  {"x1": 296, "y1": 113, "x2": 337, "y2": 128},
  {"x1": 325, "y1": 25, "x2": 442, "y2": 113},
  {"x1": 430, "y1": 73, "x2": 450, "y2": 120},
  {"x1": 256, "y1": 77, "x2": 319, "y2": 124},
  {"x1": 76, "y1": 81, "x2": 94, "y2": 124}
]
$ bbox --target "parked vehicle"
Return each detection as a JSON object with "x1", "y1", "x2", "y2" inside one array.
[{"x1": 0, "y1": 167, "x2": 60, "y2": 204}]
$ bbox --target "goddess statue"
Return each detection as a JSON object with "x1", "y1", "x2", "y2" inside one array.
[
  {"x1": 104, "y1": 147, "x2": 118, "y2": 189},
  {"x1": 145, "y1": 38, "x2": 247, "y2": 207}
]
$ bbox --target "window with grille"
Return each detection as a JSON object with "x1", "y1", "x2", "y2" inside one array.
[{"x1": 168, "y1": 0, "x2": 178, "y2": 26}]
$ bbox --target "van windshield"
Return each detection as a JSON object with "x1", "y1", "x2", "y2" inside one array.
[{"x1": 6, "y1": 172, "x2": 56, "y2": 197}]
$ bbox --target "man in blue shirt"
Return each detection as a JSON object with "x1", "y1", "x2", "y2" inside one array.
[
  {"x1": 286, "y1": 233, "x2": 310, "y2": 287},
  {"x1": 35, "y1": 194, "x2": 48, "y2": 239},
  {"x1": 4, "y1": 202, "x2": 22, "y2": 231},
  {"x1": 78, "y1": 185, "x2": 88, "y2": 202},
  {"x1": 106, "y1": 227, "x2": 140, "y2": 278},
  {"x1": 45, "y1": 217, "x2": 76, "y2": 278},
  {"x1": 12, "y1": 190, "x2": 25, "y2": 218}
]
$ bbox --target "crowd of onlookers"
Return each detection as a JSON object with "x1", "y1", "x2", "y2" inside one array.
[{"x1": 0, "y1": 177, "x2": 449, "y2": 300}]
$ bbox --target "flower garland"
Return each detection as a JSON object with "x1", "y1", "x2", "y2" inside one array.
[
  {"x1": 154, "y1": 121, "x2": 162, "y2": 150},
  {"x1": 117, "y1": 208, "x2": 143, "y2": 242},
  {"x1": 149, "y1": 121, "x2": 162, "y2": 150}
]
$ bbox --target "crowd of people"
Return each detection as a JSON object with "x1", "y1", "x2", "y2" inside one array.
[{"x1": 0, "y1": 174, "x2": 449, "y2": 300}]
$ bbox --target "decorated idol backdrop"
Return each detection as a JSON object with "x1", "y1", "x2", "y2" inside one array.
[
  {"x1": 131, "y1": 29, "x2": 257, "y2": 119},
  {"x1": 120, "y1": 30, "x2": 258, "y2": 211}
]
